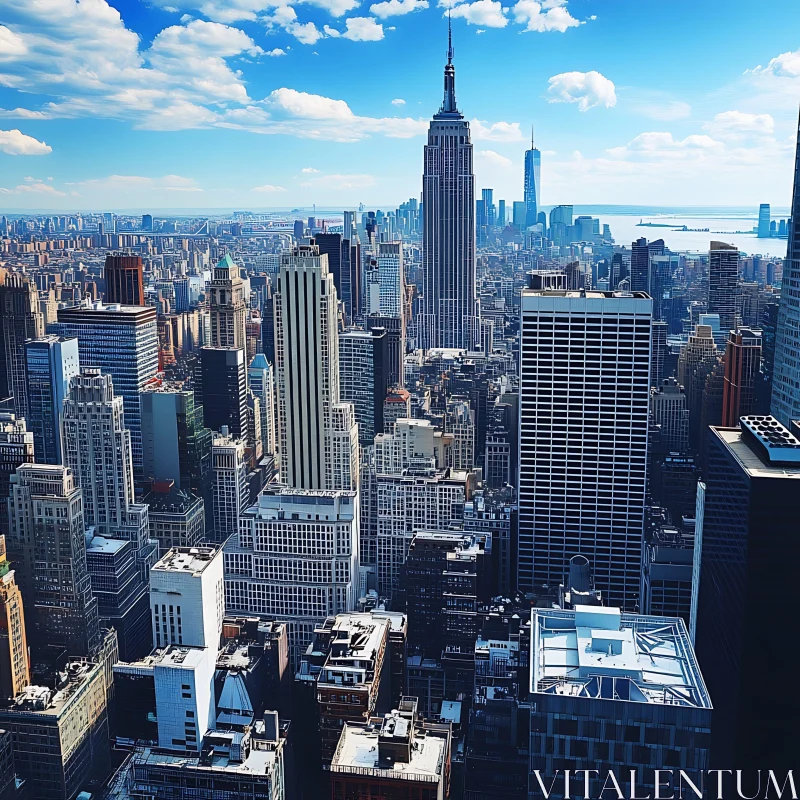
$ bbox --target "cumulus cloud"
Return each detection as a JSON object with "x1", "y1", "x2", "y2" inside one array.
[
  {"x1": 703, "y1": 110, "x2": 774, "y2": 139},
  {"x1": 449, "y1": 0, "x2": 508, "y2": 28},
  {"x1": 266, "y1": 48, "x2": 287, "y2": 56},
  {"x1": 0, "y1": 129, "x2": 52, "y2": 155},
  {"x1": 252, "y1": 184, "x2": 287, "y2": 192},
  {"x1": 749, "y1": 49, "x2": 800, "y2": 79},
  {"x1": 301, "y1": 166, "x2": 320, "y2": 172},
  {"x1": 547, "y1": 70, "x2": 616, "y2": 111},
  {"x1": 470, "y1": 119, "x2": 525, "y2": 142},
  {"x1": 512, "y1": 0, "x2": 580, "y2": 32},
  {"x1": 370, "y1": 0, "x2": 428, "y2": 17},
  {"x1": 337, "y1": 16, "x2": 384, "y2": 40},
  {"x1": 477, "y1": 149, "x2": 512, "y2": 166},
  {"x1": 391, "y1": 98, "x2": 406, "y2": 105},
  {"x1": 302, "y1": 0, "x2": 362, "y2": 16}
]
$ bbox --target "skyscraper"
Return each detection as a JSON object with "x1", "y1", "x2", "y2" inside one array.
[
  {"x1": 197, "y1": 346, "x2": 248, "y2": 439},
  {"x1": 630, "y1": 237, "x2": 664, "y2": 294},
  {"x1": 315, "y1": 232, "x2": 359, "y2": 323},
  {"x1": 104, "y1": 254, "x2": 144, "y2": 306},
  {"x1": 50, "y1": 302, "x2": 159, "y2": 471},
  {"x1": 0, "y1": 414, "x2": 34, "y2": 541},
  {"x1": 757, "y1": 203, "x2": 771, "y2": 238},
  {"x1": 208, "y1": 253, "x2": 247, "y2": 350},
  {"x1": 771, "y1": 114, "x2": 800, "y2": 425},
  {"x1": 7, "y1": 463, "x2": 100, "y2": 657},
  {"x1": 61, "y1": 369, "x2": 155, "y2": 581},
  {"x1": 0, "y1": 273, "x2": 44, "y2": 416},
  {"x1": 694, "y1": 417, "x2": 800, "y2": 769},
  {"x1": 0, "y1": 535, "x2": 30, "y2": 701},
  {"x1": 419, "y1": 24, "x2": 479, "y2": 351},
  {"x1": 721, "y1": 327, "x2": 762, "y2": 426},
  {"x1": 518, "y1": 290, "x2": 652, "y2": 609},
  {"x1": 24, "y1": 335, "x2": 80, "y2": 465},
  {"x1": 339, "y1": 328, "x2": 390, "y2": 447},
  {"x1": 274, "y1": 242, "x2": 358, "y2": 490},
  {"x1": 708, "y1": 240, "x2": 740, "y2": 334},
  {"x1": 524, "y1": 129, "x2": 541, "y2": 228}
]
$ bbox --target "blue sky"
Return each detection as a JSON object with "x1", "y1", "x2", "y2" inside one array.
[{"x1": 2, "y1": 0, "x2": 800, "y2": 210}]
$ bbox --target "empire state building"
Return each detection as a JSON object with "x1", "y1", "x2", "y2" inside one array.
[{"x1": 420, "y1": 25, "x2": 480, "y2": 351}]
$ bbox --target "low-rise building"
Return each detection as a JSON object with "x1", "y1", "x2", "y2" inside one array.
[
  {"x1": 128, "y1": 713, "x2": 286, "y2": 800},
  {"x1": 330, "y1": 698, "x2": 451, "y2": 800}
]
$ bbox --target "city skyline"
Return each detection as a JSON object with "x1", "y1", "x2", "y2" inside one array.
[{"x1": 1, "y1": 0, "x2": 800, "y2": 209}]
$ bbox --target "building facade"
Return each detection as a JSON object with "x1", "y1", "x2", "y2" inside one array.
[{"x1": 518, "y1": 291, "x2": 652, "y2": 609}]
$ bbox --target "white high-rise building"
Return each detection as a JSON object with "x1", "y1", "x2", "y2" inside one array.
[
  {"x1": 274, "y1": 242, "x2": 358, "y2": 490},
  {"x1": 149, "y1": 546, "x2": 224, "y2": 650},
  {"x1": 224, "y1": 487, "x2": 359, "y2": 665},
  {"x1": 61, "y1": 368, "x2": 155, "y2": 576},
  {"x1": 518, "y1": 290, "x2": 652, "y2": 609},
  {"x1": 212, "y1": 432, "x2": 249, "y2": 543}
]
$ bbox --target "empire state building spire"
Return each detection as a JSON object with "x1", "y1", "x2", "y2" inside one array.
[
  {"x1": 421, "y1": 15, "x2": 480, "y2": 351},
  {"x1": 438, "y1": 12, "x2": 460, "y2": 118}
]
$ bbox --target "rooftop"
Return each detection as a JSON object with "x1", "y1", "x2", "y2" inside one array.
[
  {"x1": 117, "y1": 645, "x2": 209, "y2": 674},
  {"x1": 152, "y1": 546, "x2": 219, "y2": 575},
  {"x1": 713, "y1": 421, "x2": 800, "y2": 477},
  {"x1": 9, "y1": 660, "x2": 98, "y2": 717},
  {"x1": 531, "y1": 606, "x2": 711, "y2": 709},
  {"x1": 86, "y1": 534, "x2": 129, "y2": 555},
  {"x1": 331, "y1": 721, "x2": 447, "y2": 784}
]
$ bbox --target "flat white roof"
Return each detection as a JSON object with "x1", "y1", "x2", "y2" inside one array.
[
  {"x1": 531, "y1": 606, "x2": 711, "y2": 709},
  {"x1": 153, "y1": 546, "x2": 219, "y2": 574},
  {"x1": 331, "y1": 725, "x2": 444, "y2": 783}
]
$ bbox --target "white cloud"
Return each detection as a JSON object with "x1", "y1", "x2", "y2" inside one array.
[
  {"x1": 547, "y1": 70, "x2": 616, "y2": 111},
  {"x1": 512, "y1": 0, "x2": 580, "y2": 32},
  {"x1": 75, "y1": 174, "x2": 202, "y2": 191},
  {"x1": 342, "y1": 16, "x2": 384, "y2": 40},
  {"x1": 477, "y1": 149, "x2": 512, "y2": 167},
  {"x1": 369, "y1": 0, "x2": 428, "y2": 17},
  {"x1": 267, "y1": 88, "x2": 354, "y2": 120},
  {"x1": 0, "y1": 25, "x2": 27, "y2": 56},
  {"x1": 703, "y1": 110, "x2": 774, "y2": 139},
  {"x1": 0, "y1": 179, "x2": 64, "y2": 195},
  {"x1": 0, "y1": 129, "x2": 52, "y2": 155},
  {"x1": 266, "y1": 48, "x2": 287, "y2": 56},
  {"x1": 301, "y1": 0, "x2": 362, "y2": 16},
  {"x1": 749, "y1": 49, "x2": 800, "y2": 79},
  {"x1": 301, "y1": 167, "x2": 320, "y2": 172},
  {"x1": 252, "y1": 184, "x2": 287, "y2": 192},
  {"x1": 449, "y1": 0, "x2": 508, "y2": 28},
  {"x1": 0, "y1": 107, "x2": 52, "y2": 119},
  {"x1": 470, "y1": 119, "x2": 525, "y2": 142},
  {"x1": 391, "y1": 98, "x2": 406, "y2": 105},
  {"x1": 607, "y1": 131, "x2": 723, "y2": 161}
]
